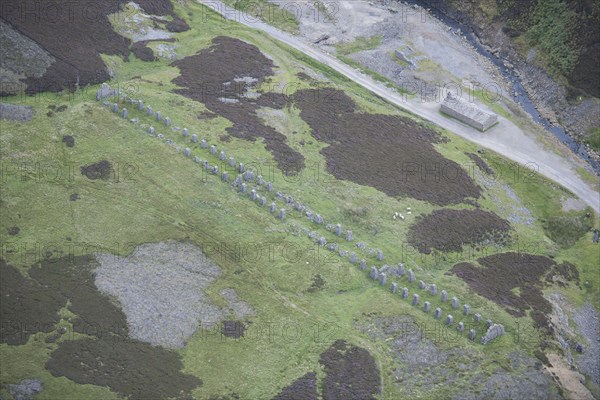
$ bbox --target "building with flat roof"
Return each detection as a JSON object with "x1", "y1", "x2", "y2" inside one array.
[{"x1": 440, "y1": 93, "x2": 498, "y2": 131}]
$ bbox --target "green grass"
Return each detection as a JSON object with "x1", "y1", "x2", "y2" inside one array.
[
  {"x1": 222, "y1": 0, "x2": 300, "y2": 33},
  {"x1": 1, "y1": 1, "x2": 598, "y2": 398},
  {"x1": 542, "y1": 208, "x2": 595, "y2": 249},
  {"x1": 585, "y1": 127, "x2": 600, "y2": 152},
  {"x1": 335, "y1": 35, "x2": 382, "y2": 56}
]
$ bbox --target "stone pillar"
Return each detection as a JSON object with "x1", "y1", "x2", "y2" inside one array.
[
  {"x1": 346, "y1": 230, "x2": 353, "y2": 242},
  {"x1": 441, "y1": 290, "x2": 448, "y2": 302},
  {"x1": 183, "y1": 128, "x2": 189, "y2": 137},
  {"x1": 360, "y1": 259, "x2": 367, "y2": 270},
  {"x1": 349, "y1": 252, "x2": 357, "y2": 263},
  {"x1": 260, "y1": 197, "x2": 267, "y2": 206},
  {"x1": 412, "y1": 294, "x2": 420, "y2": 306},
  {"x1": 270, "y1": 203, "x2": 276, "y2": 213},
  {"x1": 222, "y1": 172, "x2": 229, "y2": 182},
  {"x1": 446, "y1": 315, "x2": 453, "y2": 325},
  {"x1": 369, "y1": 267, "x2": 379, "y2": 280},
  {"x1": 121, "y1": 108, "x2": 128, "y2": 118},
  {"x1": 147, "y1": 106, "x2": 153, "y2": 116},
  {"x1": 418, "y1": 280, "x2": 426, "y2": 289},
  {"x1": 379, "y1": 273, "x2": 387, "y2": 286},
  {"x1": 192, "y1": 134, "x2": 198, "y2": 143},
  {"x1": 376, "y1": 249, "x2": 384, "y2": 261},
  {"x1": 278, "y1": 209, "x2": 286, "y2": 220},
  {"x1": 401, "y1": 287, "x2": 409, "y2": 299},
  {"x1": 219, "y1": 150, "x2": 226, "y2": 161},
  {"x1": 463, "y1": 305, "x2": 470, "y2": 316},
  {"x1": 468, "y1": 329, "x2": 476, "y2": 341},
  {"x1": 194, "y1": 156, "x2": 201, "y2": 163},
  {"x1": 423, "y1": 301, "x2": 431, "y2": 312},
  {"x1": 318, "y1": 237, "x2": 327, "y2": 247},
  {"x1": 407, "y1": 269, "x2": 415, "y2": 283},
  {"x1": 397, "y1": 263, "x2": 405, "y2": 276},
  {"x1": 239, "y1": 163, "x2": 245, "y2": 173},
  {"x1": 148, "y1": 126, "x2": 155, "y2": 135},
  {"x1": 156, "y1": 111, "x2": 162, "y2": 121},
  {"x1": 210, "y1": 145, "x2": 217, "y2": 155},
  {"x1": 434, "y1": 308, "x2": 442, "y2": 319},
  {"x1": 451, "y1": 297, "x2": 459, "y2": 309},
  {"x1": 266, "y1": 182, "x2": 273, "y2": 192},
  {"x1": 138, "y1": 100, "x2": 144, "y2": 110},
  {"x1": 240, "y1": 183, "x2": 247, "y2": 193},
  {"x1": 333, "y1": 224, "x2": 341, "y2": 236},
  {"x1": 165, "y1": 117, "x2": 171, "y2": 126},
  {"x1": 481, "y1": 324, "x2": 505, "y2": 345},
  {"x1": 457, "y1": 322, "x2": 464, "y2": 332},
  {"x1": 391, "y1": 282, "x2": 398, "y2": 293},
  {"x1": 486, "y1": 319, "x2": 493, "y2": 329},
  {"x1": 257, "y1": 175, "x2": 264, "y2": 185},
  {"x1": 212, "y1": 165, "x2": 218, "y2": 175},
  {"x1": 314, "y1": 215, "x2": 324, "y2": 224},
  {"x1": 112, "y1": 103, "x2": 119, "y2": 112},
  {"x1": 229, "y1": 157, "x2": 235, "y2": 167},
  {"x1": 474, "y1": 313, "x2": 481, "y2": 323},
  {"x1": 430, "y1": 284, "x2": 437, "y2": 295},
  {"x1": 184, "y1": 148, "x2": 191, "y2": 157}
]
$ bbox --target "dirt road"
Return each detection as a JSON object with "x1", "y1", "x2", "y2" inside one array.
[{"x1": 200, "y1": 1, "x2": 600, "y2": 213}]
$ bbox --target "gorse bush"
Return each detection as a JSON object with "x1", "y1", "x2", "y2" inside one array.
[{"x1": 527, "y1": 0, "x2": 579, "y2": 76}]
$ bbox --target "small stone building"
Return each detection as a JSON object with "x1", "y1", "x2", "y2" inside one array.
[{"x1": 440, "y1": 92, "x2": 498, "y2": 131}]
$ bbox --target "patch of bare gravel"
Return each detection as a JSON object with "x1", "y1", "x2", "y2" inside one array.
[
  {"x1": 356, "y1": 314, "x2": 561, "y2": 399},
  {"x1": 573, "y1": 303, "x2": 600, "y2": 387},
  {"x1": 94, "y1": 241, "x2": 249, "y2": 348}
]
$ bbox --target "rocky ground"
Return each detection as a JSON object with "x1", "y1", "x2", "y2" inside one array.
[
  {"x1": 355, "y1": 315, "x2": 562, "y2": 399},
  {"x1": 275, "y1": 0, "x2": 511, "y2": 102},
  {"x1": 0, "y1": 103, "x2": 33, "y2": 122},
  {"x1": 95, "y1": 241, "x2": 254, "y2": 348},
  {"x1": 268, "y1": 0, "x2": 599, "y2": 166}
]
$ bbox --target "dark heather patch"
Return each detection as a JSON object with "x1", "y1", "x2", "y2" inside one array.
[
  {"x1": 0, "y1": 0, "x2": 131, "y2": 94},
  {"x1": 56, "y1": 105, "x2": 67, "y2": 112},
  {"x1": 28, "y1": 256, "x2": 129, "y2": 338},
  {"x1": 198, "y1": 111, "x2": 219, "y2": 120},
  {"x1": 62, "y1": 135, "x2": 75, "y2": 148},
  {"x1": 296, "y1": 72, "x2": 314, "y2": 82},
  {"x1": 0, "y1": 259, "x2": 64, "y2": 345},
  {"x1": 307, "y1": 274, "x2": 325, "y2": 293},
  {"x1": 408, "y1": 208, "x2": 511, "y2": 253},
  {"x1": 319, "y1": 339, "x2": 381, "y2": 400},
  {"x1": 131, "y1": 42, "x2": 157, "y2": 62},
  {"x1": 450, "y1": 253, "x2": 562, "y2": 333},
  {"x1": 80, "y1": 160, "x2": 112, "y2": 180},
  {"x1": 166, "y1": 17, "x2": 190, "y2": 32},
  {"x1": 292, "y1": 88, "x2": 481, "y2": 206},
  {"x1": 273, "y1": 372, "x2": 318, "y2": 400},
  {"x1": 171, "y1": 36, "x2": 305, "y2": 173},
  {"x1": 0, "y1": 256, "x2": 203, "y2": 398},
  {"x1": 69, "y1": 193, "x2": 79, "y2": 202},
  {"x1": 46, "y1": 339, "x2": 202, "y2": 400},
  {"x1": 465, "y1": 152, "x2": 494, "y2": 175},
  {"x1": 135, "y1": 0, "x2": 175, "y2": 16},
  {"x1": 221, "y1": 320, "x2": 245, "y2": 338},
  {"x1": 545, "y1": 261, "x2": 581, "y2": 288},
  {"x1": 7, "y1": 226, "x2": 20, "y2": 235}
]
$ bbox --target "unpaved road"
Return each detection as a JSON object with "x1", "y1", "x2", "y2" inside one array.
[{"x1": 201, "y1": 1, "x2": 600, "y2": 213}]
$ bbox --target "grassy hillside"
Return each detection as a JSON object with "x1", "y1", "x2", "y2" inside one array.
[{"x1": 1, "y1": 1, "x2": 598, "y2": 399}]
